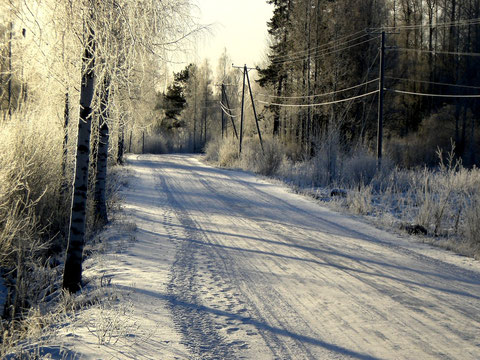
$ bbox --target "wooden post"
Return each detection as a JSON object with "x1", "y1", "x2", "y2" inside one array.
[
  {"x1": 377, "y1": 31, "x2": 385, "y2": 169},
  {"x1": 239, "y1": 65, "x2": 246, "y2": 153}
]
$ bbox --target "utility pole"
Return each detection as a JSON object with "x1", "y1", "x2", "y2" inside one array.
[
  {"x1": 221, "y1": 84, "x2": 238, "y2": 139},
  {"x1": 239, "y1": 65, "x2": 246, "y2": 153},
  {"x1": 233, "y1": 64, "x2": 264, "y2": 154},
  {"x1": 221, "y1": 85, "x2": 225, "y2": 138},
  {"x1": 193, "y1": 78, "x2": 197, "y2": 152},
  {"x1": 377, "y1": 30, "x2": 386, "y2": 169},
  {"x1": 245, "y1": 69, "x2": 264, "y2": 153}
]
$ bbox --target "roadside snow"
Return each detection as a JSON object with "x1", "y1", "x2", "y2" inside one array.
[{"x1": 52, "y1": 154, "x2": 480, "y2": 359}]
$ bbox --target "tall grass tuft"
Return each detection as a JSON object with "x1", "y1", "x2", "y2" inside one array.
[{"x1": 0, "y1": 111, "x2": 66, "y2": 325}]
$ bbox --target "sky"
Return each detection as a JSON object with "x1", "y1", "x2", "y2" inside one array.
[{"x1": 171, "y1": 0, "x2": 273, "y2": 73}]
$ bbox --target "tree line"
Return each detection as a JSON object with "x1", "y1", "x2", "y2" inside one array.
[
  {"x1": 257, "y1": 0, "x2": 480, "y2": 167},
  {"x1": 0, "y1": 0, "x2": 197, "y2": 334},
  {"x1": 158, "y1": 1, "x2": 479, "y2": 169}
]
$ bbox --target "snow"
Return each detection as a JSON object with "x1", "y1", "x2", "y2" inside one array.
[{"x1": 51, "y1": 154, "x2": 480, "y2": 359}]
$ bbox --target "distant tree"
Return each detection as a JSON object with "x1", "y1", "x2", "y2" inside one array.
[{"x1": 162, "y1": 66, "x2": 191, "y2": 129}]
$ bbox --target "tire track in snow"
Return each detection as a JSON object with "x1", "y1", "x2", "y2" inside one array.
[
  {"x1": 156, "y1": 170, "x2": 235, "y2": 360},
  {"x1": 183, "y1": 159, "x2": 373, "y2": 359}
]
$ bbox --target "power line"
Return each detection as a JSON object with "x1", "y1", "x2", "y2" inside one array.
[
  {"x1": 258, "y1": 89, "x2": 379, "y2": 108},
  {"x1": 258, "y1": 78, "x2": 379, "y2": 100},
  {"x1": 371, "y1": 17, "x2": 480, "y2": 31},
  {"x1": 385, "y1": 88, "x2": 480, "y2": 98},
  {"x1": 260, "y1": 50, "x2": 380, "y2": 107},
  {"x1": 220, "y1": 102, "x2": 237, "y2": 118},
  {"x1": 272, "y1": 32, "x2": 370, "y2": 62},
  {"x1": 272, "y1": 36, "x2": 379, "y2": 65},
  {"x1": 391, "y1": 47, "x2": 480, "y2": 57},
  {"x1": 385, "y1": 76, "x2": 480, "y2": 90}
]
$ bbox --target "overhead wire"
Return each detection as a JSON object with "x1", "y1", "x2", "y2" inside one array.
[
  {"x1": 385, "y1": 76, "x2": 480, "y2": 90},
  {"x1": 258, "y1": 90, "x2": 379, "y2": 108},
  {"x1": 220, "y1": 102, "x2": 237, "y2": 118},
  {"x1": 257, "y1": 78, "x2": 379, "y2": 100},
  {"x1": 390, "y1": 47, "x2": 480, "y2": 57},
  {"x1": 371, "y1": 17, "x2": 480, "y2": 31},
  {"x1": 258, "y1": 50, "x2": 380, "y2": 108},
  {"x1": 272, "y1": 36, "x2": 379, "y2": 65},
  {"x1": 336, "y1": 51, "x2": 381, "y2": 122},
  {"x1": 385, "y1": 88, "x2": 480, "y2": 98},
  {"x1": 272, "y1": 31, "x2": 370, "y2": 62},
  {"x1": 269, "y1": 19, "x2": 480, "y2": 67}
]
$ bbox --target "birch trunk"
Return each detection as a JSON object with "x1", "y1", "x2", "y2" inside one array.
[
  {"x1": 117, "y1": 115, "x2": 124, "y2": 164},
  {"x1": 94, "y1": 77, "x2": 110, "y2": 225},
  {"x1": 63, "y1": 26, "x2": 95, "y2": 293}
]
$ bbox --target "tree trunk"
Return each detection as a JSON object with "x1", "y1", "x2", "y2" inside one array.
[
  {"x1": 117, "y1": 115, "x2": 124, "y2": 164},
  {"x1": 8, "y1": 20, "x2": 13, "y2": 119},
  {"x1": 94, "y1": 76, "x2": 110, "y2": 225},
  {"x1": 63, "y1": 23, "x2": 95, "y2": 293},
  {"x1": 61, "y1": 92, "x2": 70, "y2": 193}
]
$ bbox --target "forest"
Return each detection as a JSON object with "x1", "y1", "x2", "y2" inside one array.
[{"x1": 0, "y1": 0, "x2": 479, "y2": 356}]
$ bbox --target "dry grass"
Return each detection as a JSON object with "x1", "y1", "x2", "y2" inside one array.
[{"x1": 205, "y1": 135, "x2": 480, "y2": 259}]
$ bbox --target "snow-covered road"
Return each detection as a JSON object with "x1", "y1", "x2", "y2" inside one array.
[{"x1": 67, "y1": 154, "x2": 480, "y2": 359}]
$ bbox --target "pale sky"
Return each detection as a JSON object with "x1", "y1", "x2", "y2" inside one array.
[{"x1": 171, "y1": 0, "x2": 273, "y2": 73}]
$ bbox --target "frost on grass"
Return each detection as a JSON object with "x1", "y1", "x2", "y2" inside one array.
[{"x1": 0, "y1": 212, "x2": 138, "y2": 358}]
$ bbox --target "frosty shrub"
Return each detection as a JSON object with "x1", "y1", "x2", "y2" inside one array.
[
  {"x1": 218, "y1": 136, "x2": 240, "y2": 167},
  {"x1": 278, "y1": 133, "x2": 341, "y2": 188},
  {"x1": 240, "y1": 137, "x2": 283, "y2": 176},
  {"x1": 464, "y1": 193, "x2": 480, "y2": 253},
  {"x1": 341, "y1": 150, "x2": 378, "y2": 187},
  {"x1": 0, "y1": 111, "x2": 67, "y2": 346},
  {"x1": 204, "y1": 137, "x2": 221, "y2": 162},
  {"x1": 347, "y1": 185, "x2": 373, "y2": 215},
  {"x1": 414, "y1": 147, "x2": 465, "y2": 236}
]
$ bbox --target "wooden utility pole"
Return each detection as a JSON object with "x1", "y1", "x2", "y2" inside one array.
[
  {"x1": 193, "y1": 78, "x2": 197, "y2": 152},
  {"x1": 221, "y1": 84, "x2": 238, "y2": 139},
  {"x1": 377, "y1": 30, "x2": 386, "y2": 169},
  {"x1": 233, "y1": 64, "x2": 264, "y2": 153},
  {"x1": 239, "y1": 65, "x2": 246, "y2": 153},
  {"x1": 245, "y1": 69, "x2": 264, "y2": 153},
  {"x1": 221, "y1": 86, "x2": 225, "y2": 138}
]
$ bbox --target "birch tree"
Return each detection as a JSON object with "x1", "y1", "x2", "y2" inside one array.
[
  {"x1": 63, "y1": 0, "x2": 199, "y2": 292},
  {"x1": 62, "y1": 8, "x2": 96, "y2": 292}
]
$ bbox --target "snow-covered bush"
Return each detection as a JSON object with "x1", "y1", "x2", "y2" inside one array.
[
  {"x1": 217, "y1": 136, "x2": 239, "y2": 167},
  {"x1": 204, "y1": 137, "x2": 221, "y2": 162},
  {"x1": 240, "y1": 137, "x2": 283, "y2": 176},
  {"x1": 347, "y1": 185, "x2": 373, "y2": 215}
]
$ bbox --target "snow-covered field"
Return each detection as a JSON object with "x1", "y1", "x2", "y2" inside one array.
[{"x1": 55, "y1": 154, "x2": 480, "y2": 359}]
